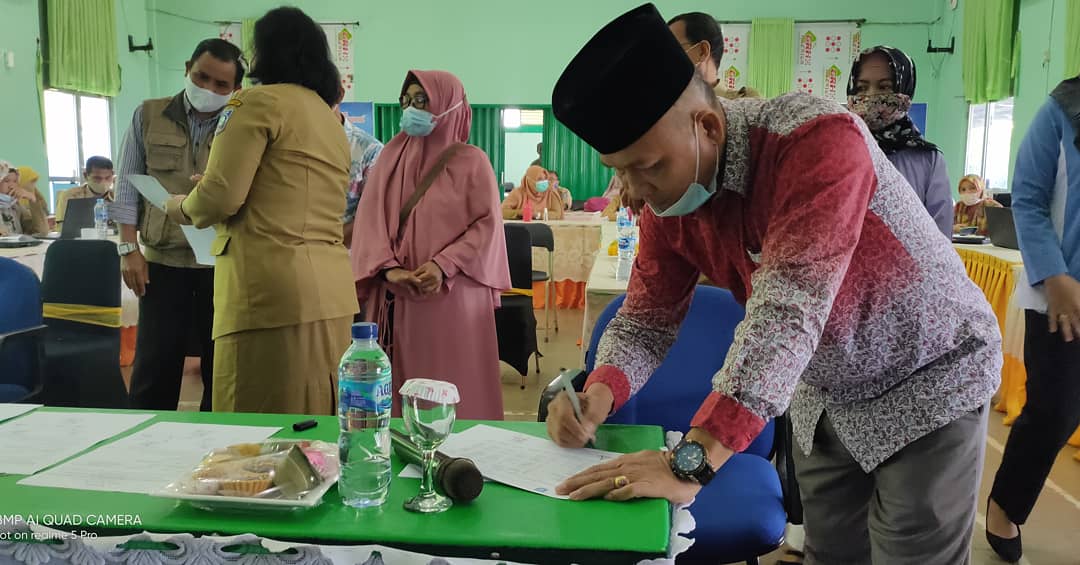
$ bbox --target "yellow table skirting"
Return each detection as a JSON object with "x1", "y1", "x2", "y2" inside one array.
[{"x1": 955, "y1": 247, "x2": 1080, "y2": 460}]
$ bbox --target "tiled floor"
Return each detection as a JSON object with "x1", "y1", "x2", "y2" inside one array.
[{"x1": 171, "y1": 308, "x2": 1080, "y2": 565}]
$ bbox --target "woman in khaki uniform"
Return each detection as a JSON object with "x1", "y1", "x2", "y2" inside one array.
[{"x1": 166, "y1": 6, "x2": 357, "y2": 415}]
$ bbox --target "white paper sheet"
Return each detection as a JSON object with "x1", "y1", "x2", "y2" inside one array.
[
  {"x1": 180, "y1": 225, "x2": 217, "y2": 266},
  {"x1": 127, "y1": 174, "x2": 171, "y2": 210},
  {"x1": 0, "y1": 403, "x2": 41, "y2": 422},
  {"x1": 0, "y1": 412, "x2": 153, "y2": 475},
  {"x1": 127, "y1": 174, "x2": 216, "y2": 266},
  {"x1": 19, "y1": 422, "x2": 280, "y2": 494},
  {"x1": 400, "y1": 425, "x2": 620, "y2": 499}
]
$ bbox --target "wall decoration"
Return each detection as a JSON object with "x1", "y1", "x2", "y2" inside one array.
[
  {"x1": 720, "y1": 24, "x2": 750, "y2": 91},
  {"x1": 793, "y1": 23, "x2": 859, "y2": 105}
]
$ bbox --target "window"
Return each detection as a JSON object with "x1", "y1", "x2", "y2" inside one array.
[
  {"x1": 965, "y1": 99, "x2": 1014, "y2": 192},
  {"x1": 501, "y1": 109, "x2": 543, "y2": 129},
  {"x1": 43, "y1": 90, "x2": 112, "y2": 212}
]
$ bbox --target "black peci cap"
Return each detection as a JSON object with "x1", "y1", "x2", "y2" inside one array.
[{"x1": 552, "y1": 3, "x2": 695, "y2": 154}]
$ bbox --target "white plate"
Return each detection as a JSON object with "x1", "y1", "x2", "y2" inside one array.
[{"x1": 152, "y1": 473, "x2": 339, "y2": 512}]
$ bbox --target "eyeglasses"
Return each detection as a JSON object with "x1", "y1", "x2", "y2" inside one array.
[{"x1": 400, "y1": 93, "x2": 429, "y2": 110}]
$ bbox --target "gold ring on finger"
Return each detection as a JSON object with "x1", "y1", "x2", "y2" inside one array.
[{"x1": 613, "y1": 475, "x2": 629, "y2": 489}]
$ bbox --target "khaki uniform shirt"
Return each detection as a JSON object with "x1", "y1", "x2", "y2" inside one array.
[{"x1": 168, "y1": 84, "x2": 359, "y2": 339}]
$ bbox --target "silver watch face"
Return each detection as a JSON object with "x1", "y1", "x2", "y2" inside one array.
[{"x1": 674, "y1": 442, "x2": 705, "y2": 474}]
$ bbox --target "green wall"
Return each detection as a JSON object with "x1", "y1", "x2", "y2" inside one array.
[
  {"x1": 0, "y1": 0, "x2": 47, "y2": 178},
  {"x1": 1009, "y1": 0, "x2": 1068, "y2": 182},
  {"x1": 143, "y1": 0, "x2": 939, "y2": 104},
  {"x1": 4, "y1": 0, "x2": 1066, "y2": 198}
]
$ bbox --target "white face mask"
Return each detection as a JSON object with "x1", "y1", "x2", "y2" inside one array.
[
  {"x1": 184, "y1": 74, "x2": 232, "y2": 113},
  {"x1": 960, "y1": 193, "x2": 981, "y2": 206}
]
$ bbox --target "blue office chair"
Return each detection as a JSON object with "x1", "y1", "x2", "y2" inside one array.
[
  {"x1": 544, "y1": 287, "x2": 789, "y2": 564},
  {"x1": 0, "y1": 258, "x2": 46, "y2": 403}
]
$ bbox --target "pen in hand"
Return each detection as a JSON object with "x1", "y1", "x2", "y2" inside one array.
[{"x1": 559, "y1": 371, "x2": 595, "y2": 448}]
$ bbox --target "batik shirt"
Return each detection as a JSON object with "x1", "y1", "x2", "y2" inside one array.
[
  {"x1": 342, "y1": 119, "x2": 383, "y2": 225},
  {"x1": 586, "y1": 94, "x2": 1001, "y2": 471}
]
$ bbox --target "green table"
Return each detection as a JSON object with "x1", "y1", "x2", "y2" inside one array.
[{"x1": 1, "y1": 408, "x2": 670, "y2": 564}]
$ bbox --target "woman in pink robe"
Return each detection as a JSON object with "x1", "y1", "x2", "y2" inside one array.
[{"x1": 351, "y1": 70, "x2": 511, "y2": 420}]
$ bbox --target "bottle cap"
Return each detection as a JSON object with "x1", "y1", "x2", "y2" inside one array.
[{"x1": 352, "y1": 322, "x2": 378, "y2": 340}]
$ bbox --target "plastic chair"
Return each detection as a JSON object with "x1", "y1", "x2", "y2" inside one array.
[
  {"x1": 495, "y1": 224, "x2": 540, "y2": 388},
  {"x1": 0, "y1": 258, "x2": 46, "y2": 403},
  {"x1": 541, "y1": 287, "x2": 789, "y2": 564},
  {"x1": 520, "y1": 223, "x2": 559, "y2": 343},
  {"x1": 40, "y1": 240, "x2": 128, "y2": 408}
]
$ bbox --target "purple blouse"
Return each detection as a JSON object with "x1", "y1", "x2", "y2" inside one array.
[{"x1": 887, "y1": 148, "x2": 953, "y2": 237}]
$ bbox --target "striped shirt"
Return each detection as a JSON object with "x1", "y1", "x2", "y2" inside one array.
[{"x1": 110, "y1": 96, "x2": 220, "y2": 226}]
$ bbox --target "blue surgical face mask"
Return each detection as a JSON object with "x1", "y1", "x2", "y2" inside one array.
[
  {"x1": 651, "y1": 117, "x2": 720, "y2": 218},
  {"x1": 400, "y1": 100, "x2": 464, "y2": 137},
  {"x1": 0, "y1": 193, "x2": 14, "y2": 208},
  {"x1": 535, "y1": 180, "x2": 550, "y2": 193}
]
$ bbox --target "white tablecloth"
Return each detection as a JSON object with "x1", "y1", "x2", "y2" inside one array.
[
  {"x1": 2, "y1": 240, "x2": 139, "y2": 327},
  {"x1": 505, "y1": 219, "x2": 604, "y2": 283}
]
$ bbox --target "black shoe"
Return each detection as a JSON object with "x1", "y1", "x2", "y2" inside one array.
[
  {"x1": 986, "y1": 498, "x2": 1023, "y2": 563},
  {"x1": 986, "y1": 528, "x2": 1022, "y2": 563}
]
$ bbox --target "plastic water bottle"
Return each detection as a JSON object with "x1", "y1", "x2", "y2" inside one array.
[
  {"x1": 615, "y1": 207, "x2": 634, "y2": 281},
  {"x1": 93, "y1": 199, "x2": 109, "y2": 238},
  {"x1": 338, "y1": 322, "x2": 393, "y2": 508}
]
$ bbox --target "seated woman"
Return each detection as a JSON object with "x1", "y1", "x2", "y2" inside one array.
[
  {"x1": 352, "y1": 70, "x2": 511, "y2": 420},
  {"x1": 14, "y1": 166, "x2": 51, "y2": 221},
  {"x1": 0, "y1": 161, "x2": 47, "y2": 236},
  {"x1": 502, "y1": 165, "x2": 564, "y2": 220},
  {"x1": 849, "y1": 46, "x2": 952, "y2": 237},
  {"x1": 953, "y1": 174, "x2": 1002, "y2": 235}
]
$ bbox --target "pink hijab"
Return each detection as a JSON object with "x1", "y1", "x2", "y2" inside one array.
[{"x1": 351, "y1": 70, "x2": 509, "y2": 304}]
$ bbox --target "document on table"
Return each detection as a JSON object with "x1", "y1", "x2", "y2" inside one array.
[
  {"x1": 0, "y1": 403, "x2": 41, "y2": 423},
  {"x1": 399, "y1": 425, "x2": 620, "y2": 499},
  {"x1": 19, "y1": 422, "x2": 280, "y2": 494},
  {"x1": 0, "y1": 412, "x2": 154, "y2": 475},
  {"x1": 127, "y1": 174, "x2": 216, "y2": 266}
]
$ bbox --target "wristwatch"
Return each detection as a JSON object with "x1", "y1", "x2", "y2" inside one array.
[
  {"x1": 670, "y1": 439, "x2": 716, "y2": 486},
  {"x1": 117, "y1": 242, "x2": 139, "y2": 257}
]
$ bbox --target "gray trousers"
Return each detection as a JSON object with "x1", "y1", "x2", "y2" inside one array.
[{"x1": 794, "y1": 406, "x2": 987, "y2": 565}]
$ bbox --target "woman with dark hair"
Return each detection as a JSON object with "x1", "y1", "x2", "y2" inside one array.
[
  {"x1": 165, "y1": 6, "x2": 357, "y2": 415},
  {"x1": 351, "y1": 70, "x2": 510, "y2": 420},
  {"x1": 246, "y1": 7, "x2": 340, "y2": 105},
  {"x1": 849, "y1": 46, "x2": 953, "y2": 238}
]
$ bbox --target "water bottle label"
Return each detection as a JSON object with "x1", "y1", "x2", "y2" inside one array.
[{"x1": 341, "y1": 376, "x2": 392, "y2": 413}]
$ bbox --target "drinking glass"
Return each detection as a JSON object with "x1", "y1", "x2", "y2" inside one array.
[{"x1": 401, "y1": 387, "x2": 457, "y2": 513}]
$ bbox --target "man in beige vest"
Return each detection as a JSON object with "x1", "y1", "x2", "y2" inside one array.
[{"x1": 110, "y1": 39, "x2": 244, "y2": 411}]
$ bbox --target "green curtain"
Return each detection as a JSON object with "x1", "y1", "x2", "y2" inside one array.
[
  {"x1": 45, "y1": 0, "x2": 120, "y2": 96},
  {"x1": 468, "y1": 106, "x2": 505, "y2": 182},
  {"x1": 374, "y1": 104, "x2": 402, "y2": 143},
  {"x1": 241, "y1": 18, "x2": 256, "y2": 88},
  {"x1": 748, "y1": 18, "x2": 794, "y2": 99},
  {"x1": 541, "y1": 108, "x2": 613, "y2": 200},
  {"x1": 1066, "y1": 0, "x2": 1080, "y2": 78},
  {"x1": 963, "y1": 0, "x2": 1018, "y2": 103}
]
